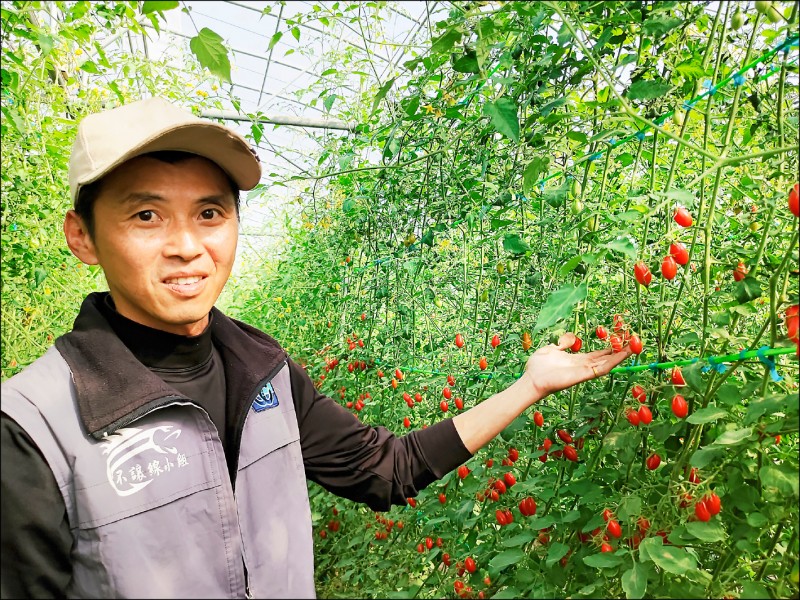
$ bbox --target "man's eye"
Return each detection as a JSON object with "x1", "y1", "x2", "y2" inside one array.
[
  {"x1": 137, "y1": 210, "x2": 154, "y2": 221},
  {"x1": 201, "y1": 209, "x2": 219, "y2": 220}
]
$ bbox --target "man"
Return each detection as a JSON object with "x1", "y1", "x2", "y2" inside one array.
[{"x1": 1, "y1": 97, "x2": 631, "y2": 599}]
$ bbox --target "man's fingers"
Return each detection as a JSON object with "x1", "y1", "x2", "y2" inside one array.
[
  {"x1": 595, "y1": 348, "x2": 632, "y2": 374},
  {"x1": 586, "y1": 347, "x2": 614, "y2": 359},
  {"x1": 555, "y1": 332, "x2": 577, "y2": 351}
]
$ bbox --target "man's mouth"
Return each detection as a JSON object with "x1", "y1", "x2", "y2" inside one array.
[{"x1": 164, "y1": 275, "x2": 204, "y2": 285}]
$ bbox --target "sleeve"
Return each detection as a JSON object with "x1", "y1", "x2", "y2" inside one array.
[
  {"x1": 287, "y1": 359, "x2": 472, "y2": 511},
  {"x1": 1, "y1": 414, "x2": 73, "y2": 599}
]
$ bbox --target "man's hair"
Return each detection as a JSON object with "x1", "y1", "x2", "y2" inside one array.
[{"x1": 74, "y1": 150, "x2": 241, "y2": 240}]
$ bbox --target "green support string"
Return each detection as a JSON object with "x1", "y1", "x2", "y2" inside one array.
[{"x1": 371, "y1": 346, "x2": 797, "y2": 380}]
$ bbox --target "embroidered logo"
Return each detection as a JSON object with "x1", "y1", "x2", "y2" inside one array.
[
  {"x1": 252, "y1": 381, "x2": 279, "y2": 412},
  {"x1": 101, "y1": 426, "x2": 187, "y2": 497}
]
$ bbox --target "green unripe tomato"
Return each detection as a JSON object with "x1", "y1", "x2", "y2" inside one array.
[
  {"x1": 766, "y1": 5, "x2": 782, "y2": 23},
  {"x1": 480, "y1": 289, "x2": 489, "y2": 302},
  {"x1": 731, "y1": 9, "x2": 745, "y2": 29},
  {"x1": 749, "y1": 222, "x2": 761, "y2": 232},
  {"x1": 672, "y1": 107, "x2": 684, "y2": 127},
  {"x1": 434, "y1": 297, "x2": 443, "y2": 308},
  {"x1": 754, "y1": 0, "x2": 771, "y2": 14},
  {"x1": 586, "y1": 214, "x2": 600, "y2": 231},
  {"x1": 496, "y1": 262, "x2": 505, "y2": 275},
  {"x1": 571, "y1": 198, "x2": 584, "y2": 215},
  {"x1": 571, "y1": 178, "x2": 582, "y2": 198}
]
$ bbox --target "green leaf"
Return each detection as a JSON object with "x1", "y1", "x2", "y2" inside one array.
[
  {"x1": 675, "y1": 60, "x2": 706, "y2": 78},
  {"x1": 371, "y1": 77, "x2": 396, "y2": 116},
  {"x1": 689, "y1": 446, "x2": 726, "y2": 469},
  {"x1": 452, "y1": 51, "x2": 480, "y2": 73},
  {"x1": 268, "y1": 31, "x2": 283, "y2": 51},
  {"x1": 534, "y1": 283, "x2": 588, "y2": 332},
  {"x1": 491, "y1": 588, "x2": 521, "y2": 599},
  {"x1": 646, "y1": 541, "x2": 696, "y2": 575},
  {"x1": 323, "y1": 94, "x2": 337, "y2": 112},
  {"x1": 686, "y1": 406, "x2": 727, "y2": 424},
  {"x1": 502, "y1": 234, "x2": 530, "y2": 255},
  {"x1": 622, "y1": 561, "x2": 647, "y2": 599},
  {"x1": 604, "y1": 236, "x2": 637, "y2": 259},
  {"x1": 291, "y1": 26, "x2": 301, "y2": 42},
  {"x1": 501, "y1": 531, "x2": 535, "y2": 548},
  {"x1": 33, "y1": 267, "x2": 47, "y2": 287},
  {"x1": 626, "y1": 79, "x2": 673, "y2": 101},
  {"x1": 713, "y1": 427, "x2": 753, "y2": 446},
  {"x1": 617, "y1": 495, "x2": 642, "y2": 522},
  {"x1": 540, "y1": 97, "x2": 566, "y2": 117},
  {"x1": 685, "y1": 520, "x2": 727, "y2": 542},
  {"x1": 431, "y1": 28, "x2": 462, "y2": 55},
  {"x1": 746, "y1": 512, "x2": 769, "y2": 528},
  {"x1": 189, "y1": 28, "x2": 231, "y2": 83},
  {"x1": 715, "y1": 383, "x2": 741, "y2": 406},
  {"x1": 522, "y1": 157, "x2": 549, "y2": 197},
  {"x1": 734, "y1": 276, "x2": 762, "y2": 304},
  {"x1": 141, "y1": 0, "x2": 179, "y2": 13},
  {"x1": 421, "y1": 230, "x2": 434, "y2": 247},
  {"x1": 484, "y1": 97, "x2": 519, "y2": 142},
  {"x1": 545, "y1": 542, "x2": 570, "y2": 567},
  {"x1": 559, "y1": 255, "x2": 583, "y2": 277},
  {"x1": 320, "y1": 68, "x2": 337, "y2": 76},
  {"x1": 79, "y1": 60, "x2": 101, "y2": 74},
  {"x1": 489, "y1": 548, "x2": 524, "y2": 571},
  {"x1": 739, "y1": 583, "x2": 771, "y2": 599},
  {"x1": 760, "y1": 464, "x2": 799, "y2": 497},
  {"x1": 583, "y1": 552, "x2": 623, "y2": 568},
  {"x1": 37, "y1": 33, "x2": 54, "y2": 55},
  {"x1": 642, "y1": 15, "x2": 682, "y2": 37}
]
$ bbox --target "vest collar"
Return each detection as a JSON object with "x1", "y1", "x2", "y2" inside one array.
[{"x1": 55, "y1": 292, "x2": 287, "y2": 439}]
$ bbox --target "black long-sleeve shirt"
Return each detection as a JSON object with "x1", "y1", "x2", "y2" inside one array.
[{"x1": 1, "y1": 296, "x2": 471, "y2": 598}]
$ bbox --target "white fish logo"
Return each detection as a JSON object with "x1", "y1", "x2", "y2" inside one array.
[{"x1": 102, "y1": 426, "x2": 182, "y2": 497}]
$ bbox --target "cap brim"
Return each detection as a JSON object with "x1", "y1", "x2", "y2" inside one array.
[{"x1": 78, "y1": 122, "x2": 261, "y2": 195}]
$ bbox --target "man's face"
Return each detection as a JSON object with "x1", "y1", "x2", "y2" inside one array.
[{"x1": 66, "y1": 155, "x2": 239, "y2": 336}]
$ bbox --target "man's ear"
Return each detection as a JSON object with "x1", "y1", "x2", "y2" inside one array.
[{"x1": 63, "y1": 210, "x2": 99, "y2": 265}]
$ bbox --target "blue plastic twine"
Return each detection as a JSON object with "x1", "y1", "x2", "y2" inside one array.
[
  {"x1": 702, "y1": 355, "x2": 728, "y2": 374},
  {"x1": 756, "y1": 346, "x2": 783, "y2": 382},
  {"x1": 732, "y1": 73, "x2": 745, "y2": 87}
]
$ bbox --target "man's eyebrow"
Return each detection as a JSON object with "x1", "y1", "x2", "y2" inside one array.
[{"x1": 118, "y1": 193, "x2": 234, "y2": 206}]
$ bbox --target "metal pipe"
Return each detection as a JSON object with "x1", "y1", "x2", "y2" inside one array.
[{"x1": 200, "y1": 109, "x2": 356, "y2": 131}]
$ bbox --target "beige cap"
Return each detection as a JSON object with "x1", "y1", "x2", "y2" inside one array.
[{"x1": 69, "y1": 97, "x2": 262, "y2": 205}]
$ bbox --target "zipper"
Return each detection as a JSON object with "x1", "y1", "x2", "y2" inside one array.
[{"x1": 229, "y1": 356, "x2": 288, "y2": 489}]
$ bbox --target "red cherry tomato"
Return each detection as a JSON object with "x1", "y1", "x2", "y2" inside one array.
[
  {"x1": 454, "y1": 397, "x2": 464, "y2": 410},
  {"x1": 607, "y1": 519, "x2": 622, "y2": 538},
  {"x1": 694, "y1": 501, "x2": 711, "y2": 522},
  {"x1": 570, "y1": 336, "x2": 583, "y2": 352},
  {"x1": 455, "y1": 333, "x2": 465, "y2": 348},
  {"x1": 457, "y1": 465, "x2": 470, "y2": 479},
  {"x1": 596, "y1": 326, "x2": 609, "y2": 340},
  {"x1": 631, "y1": 385, "x2": 647, "y2": 403},
  {"x1": 508, "y1": 447, "x2": 519, "y2": 462},
  {"x1": 789, "y1": 183, "x2": 799, "y2": 217},
  {"x1": 601, "y1": 542, "x2": 613, "y2": 553},
  {"x1": 563, "y1": 445, "x2": 578, "y2": 462},
  {"x1": 669, "y1": 241, "x2": 690, "y2": 265},
  {"x1": 443, "y1": 386, "x2": 452, "y2": 399},
  {"x1": 403, "y1": 416, "x2": 411, "y2": 428},
  {"x1": 674, "y1": 207, "x2": 693, "y2": 227},
  {"x1": 634, "y1": 261, "x2": 653, "y2": 287},
  {"x1": 602, "y1": 508, "x2": 614, "y2": 522},
  {"x1": 671, "y1": 367, "x2": 686, "y2": 386},
  {"x1": 705, "y1": 493, "x2": 722, "y2": 516},
  {"x1": 646, "y1": 453, "x2": 661, "y2": 470},
  {"x1": 638, "y1": 405, "x2": 653, "y2": 425},
  {"x1": 504, "y1": 472, "x2": 517, "y2": 487},
  {"x1": 479, "y1": 357, "x2": 488, "y2": 370},
  {"x1": 629, "y1": 334, "x2": 643, "y2": 355},
  {"x1": 733, "y1": 261, "x2": 747, "y2": 282},
  {"x1": 661, "y1": 255, "x2": 678, "y2": 280},
  {"x1": 610, "y1": 335, "x2": 623, "y2": 353},
  {"x1": 465, "y1": 557, "x2": 477, "y2": 573},
  {"x1": 557, "y1": 429, "x2": 573, "y2": 444},
  {"x1": 626, "y1": 409, "x2": 640, "y2": 427},
  {"x1": 671, "y1": 394, "x2": 688, "y2": 418},
  {"x1": 533, "y1": 411, "x2": 544, "y2": 427},
  {"x1": 440, "y1": 400, "x2": 448, "y2": 412},
  {"x1": 447, "y1": 374, "x2": 456, "y2": 386},
  {"x1": 395, "y1": 368, "x2": 404, "y2": 381},
  {"x1": 491, "y1": 334, "x2": 501, "y2": 348},
  {"x1": 439, "y1": 493, "x2": 446, "y2": 505},
  {"x1": 425, "y1": 536, "x2": 434, "y2": 550}
]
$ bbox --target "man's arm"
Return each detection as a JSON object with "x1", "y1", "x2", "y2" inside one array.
[
  {"x1": 1, "y1": 414, "x2": 73, "y2": 599},
  {"x1": 453, "y1": 333, "x2": 632, "y2": 453}
]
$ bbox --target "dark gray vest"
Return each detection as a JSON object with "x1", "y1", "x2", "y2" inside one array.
[{"x1": 1, "y1": 347, "x2": 316, "y2": 599}]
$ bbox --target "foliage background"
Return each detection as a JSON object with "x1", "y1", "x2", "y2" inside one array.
[{"x1": 2, "y1": 1, "x2": 799, "y2": 598}]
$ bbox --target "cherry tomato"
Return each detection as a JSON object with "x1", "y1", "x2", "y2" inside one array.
[
  {"x1": 629, "y1": 334, "x2": 643, "y2": 355},
  {"x1": 533, "y1": 411, "x2": 544, "y2": 427},
  {"x1": 395, "y1": 368, "x2": 404, "y2": 381},
  {"x1": 607, "y1": 519, "x2": 622, "y2": 538},
  {"x1": 495, "y1": 509, "x2": 508, "y2": 526},
  {"x1": 705, "y1": 492, "x2": 722, "y2": 516},
  {"x1": 596, "y1": 326, "x2": 609, "y2": 340},
  {"x1": 688, "y1": 467, "x2": 701, "y2": 484},
  {"x1": 391, "y1": 378, "x2": 398, "y2": 389},
  {"x1": 508, "y1": 447, "x2": 519, "y2": 462},
  {"x1": 491, "y1": 334, "x2": 501, "y2": 348},
  {"x1": 626, "y1": 409, "x2": 640, "y2": 427},
  {"x1": 407, "y1": 497, "x2": 417, "y2": 508},
  {"x1": 634, "y1": 261, "x2": 653, "y2": 287},
  {"x1": 425, "y1": 536, "x2": 434, "y2": 550},
  {"x1": 600, "y1": 542, "x2": 613, "y2": 553},
  {"x1": 557, "y1": 429, "x2": 573, "y2": 444},
  {"x1": 455, "y1": 333, "x2": 465, "y2": 348},
  {"x1": 610, "y1": 335, "x2": 623, "y2": 353},
  {"x1": 570, "y1": 336, "x2": 583, "y2": 352},
  {"x1": 455, "y1": 397, "x2": 464, "y2": 410},
  {"x1": 543, "y1": 438, "x2": 553, "y2": 452},
  {"x1": 631, "y1": 384, "x2": 647, "y2": 403},
  {"x1": 786, "y1": 305, "x2": 799, "y2": 342},
  {"x1": 440, "y1": 400, "x2": 448, "y2": 412},
  {"x1": 637, "y1": 517, "x2": 651, "y2": 534},
  {"x1": 638, "y1": 405, "x2": 653, "y2": 425},
  {"x1": 503, "y1": 472, "x2": 516, "y2": 487},
  {"x1": 733, "y1": 261, "x2": 747, "y2": 282},
  {"x1": 602, "y1": 508, "x2": 614, "y2": 522},
  {"x1": 403, "y1": 416, "x2": 411, "y2": 428},
  {"x1": 661, "y1": 255, "x2": 678, "y2": 280},
  {"x1": 789, "y1": 183, "x2": 799, "y2": 217},
  {"x1": 646, "y1": 453, "x2": 661, "y2": 470},
  {"x1": 479, "y1": 356, "x2": 488, "y2": 370},
  {"x1": 519, "y1": 497, "x2": 537, "y2": 516},
  {"x1": 563, "y1": 445, "x2": 578, "y2": 462},
  {"x1": 674, "y1": 207, "x2": 693, "y2": 227},
  {"x1": 439, "y1": 493, "x2": 446, "y2": 505},
  {"x1": 457, "y1": 465, "x2": 470, "y2": 479},
  {"x1": 465, "y1": 557, "x2": 477, "y2": 573},
  {"x1": 669, "y1": 241, "x2": 690, "y2": 265},
  {"x1": 414, "y1": 392, "x2": 422, "y2": 403},
  {"x1": 671, "y1": 394, "x2": 688, "y2": 418},
  {"x1": 521, "y1": 331, "x2": 532, "y2": 351},
  {"x1": 447, "y1": 374, "x2": 456, "y2": 386},
  {"x1": 694, "y1": 501, "x2": 711, "y2": 522},
  {"x1": 671, "y1": 367, "x2": 686, "y2": 386},
  {"x1": 443, "y1": 386, "x2": 452, "y2": 399},
  {"x1": 492, "y1": 480, "x2": 507, "y2": 495},
  {"x1": 442, "y1": 553, "x2": 451, "y2": 566}
]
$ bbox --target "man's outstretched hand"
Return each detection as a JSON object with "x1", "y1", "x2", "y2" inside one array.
[{"x1": 522, "y1": 332, "x2": 632, "y2": 403}]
